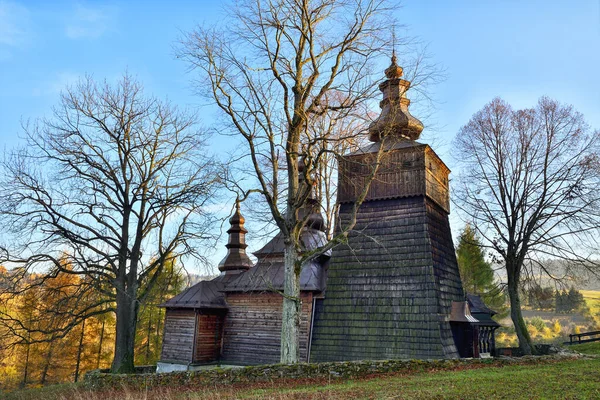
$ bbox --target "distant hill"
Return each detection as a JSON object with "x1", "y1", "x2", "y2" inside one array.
[
  {"x1": 184, "y1": 274, "x2": 219, "y2": 288},
  {"x1": 492, "y1": 259, "x2": 600, "y2": 291}
]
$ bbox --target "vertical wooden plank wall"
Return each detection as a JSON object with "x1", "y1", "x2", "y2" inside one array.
[{"x1": 194, "y1": 313, "x2": 224, "y2": 363}]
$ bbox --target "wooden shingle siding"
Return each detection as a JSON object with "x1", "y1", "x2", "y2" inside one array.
[
  {"x1": 160, "y1": 309, "x2": 195, "y2": 363},
  {"x1": 221, "y1": 292, "x2": 313, "y2": 365},
  {"x1": 309, "y1": 197, "x2": 464, "y2": 362}
]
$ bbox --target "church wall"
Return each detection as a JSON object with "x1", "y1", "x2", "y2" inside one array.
[
  {"x1": 160, "y1": 309, "x2": 196, "y2": 363},
  {"x1": 221, "y1": 292, "x2": 314, "y2": 365},
  {"x1": 309, "y1": 196, "x2": 464, "y2": 362}
]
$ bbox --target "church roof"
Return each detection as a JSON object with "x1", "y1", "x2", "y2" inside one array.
[
  {"x1": 224, "y1": 227, "x2": 329, "y2": 292},
  {"x1": 160, "y1": 230, "x2": 328, "y2": 308},
  {"x1": 222, "y1": 255, "x2": 326, "y2": 293},
  {"x1": 253, "y1": 229, "x2": 331, "y2": 258},
  {"x1": 466, "y1": 294, "x2": 498, "y2": 316},
  {"x1": 159, "y1": 274, "x2": 234, "y2": 309}
]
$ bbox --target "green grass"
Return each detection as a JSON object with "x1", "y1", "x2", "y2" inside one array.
[
  {"x1": 570, "y1": 341, "x2": 600, "y2": 355},
  {"x1": 239, "y1": 358, "x2": 600, "y2": 399},
  {"x1": 4, "y1": 356, "x2": 600, "y2": 400}
]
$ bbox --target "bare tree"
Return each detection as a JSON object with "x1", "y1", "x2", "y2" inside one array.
[
  {"x1": 179, "y1": 0, "x2": 411, "y2": 363},
  {"x1": 0, "y1": 75, "x2": 220, "y2": 372},
  {"x1": 454, "y1": 97, "x2": 600, "y2": 354}
]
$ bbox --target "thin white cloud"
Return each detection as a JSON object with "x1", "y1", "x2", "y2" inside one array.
[
  {"x1": 0, "y1": 1, "x2": 32, "y2": 47},
  {"x1": 65, "y1": 3, "x2": 118, "y2": 39}
]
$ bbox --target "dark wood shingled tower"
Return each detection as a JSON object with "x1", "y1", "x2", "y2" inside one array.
[{"x1": 309, "y1": 54, "x2": 465, "y2": 361}]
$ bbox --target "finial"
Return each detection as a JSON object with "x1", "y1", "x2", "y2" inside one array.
[{"x1": 391, "y1": 25, "x2": 397, "y2": 65}]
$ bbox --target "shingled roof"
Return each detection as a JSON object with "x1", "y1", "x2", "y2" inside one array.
[
  {"x1": 161, "y1": 193, "x2": 330, "y2": 306},
  {"x1": 466, "y1": 294, "x2": 501, "y2": 328},
  {"x1": 159, "y1": 274, "x2": 233, "y2": 309},
  {"x1": 467, "y1": 294, "x2": 498, "y2": 316},
  {"x1": 223, "y1": 229, "x2": 329, "y2": 292}
]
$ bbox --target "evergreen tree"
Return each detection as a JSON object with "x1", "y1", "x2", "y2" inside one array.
[
  {"x1": 456, "y1": 224, "x2": 505, "y2": 310},
  {"x1": 568, "y1": 287, "x2": 585, "y2": 311},
  {"x1": 555, "y1": 289, "x2": 566, "y2": 313}
]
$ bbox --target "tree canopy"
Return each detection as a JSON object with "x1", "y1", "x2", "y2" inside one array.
[
  {"x1": 0, "y1": 75, "x2": 221, "y2": 372},
  {"x1": 454, "y1": 96, "x2": 600, "y2": 354}
]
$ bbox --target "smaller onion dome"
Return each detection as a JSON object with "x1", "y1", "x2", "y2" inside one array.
[{"x1": 218, "y1": 200, "x2": 253, "y2": 273}]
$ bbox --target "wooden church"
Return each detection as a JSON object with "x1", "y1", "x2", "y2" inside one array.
[{"x1": 157, "y1": 56, "x2": 498, "y2": 372}]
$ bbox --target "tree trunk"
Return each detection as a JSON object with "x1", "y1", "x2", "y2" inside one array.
[
  {"x1": 20, "y1": 341, "x2": 30, "y2": 389},
  {"x1": 111, "y1": 285, "x2": 139, "y2": 373},
  {"x1": 96, "y1": 318, "x2": 105, "y2": 370},
  {"x1": 74, "y1": 319, "x2": 86, "y2": 382},
  {"x1": 40, "y1": 341, "x2": 55, "y2": 385},
  {"x1": 280, "y1": 241, "x2": 301, "y2": 364},
  {"x1": 507, "y1": 269, "x2": 534, "y2": 355}
]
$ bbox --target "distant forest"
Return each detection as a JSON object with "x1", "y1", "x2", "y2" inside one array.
[{"x1": 0, "y1": 265, "x2": 203, "y2": 389}]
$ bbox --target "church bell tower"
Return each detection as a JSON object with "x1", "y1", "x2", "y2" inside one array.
[{"x1": 309, "y1": 54, "x2": 465, "y2": 361}]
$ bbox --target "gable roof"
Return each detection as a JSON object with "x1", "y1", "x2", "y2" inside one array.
[
  {"x1": 161, "y1": 228, "x2": 329, "y2": 309},
  {"x1": 222, "y1": 257, "x2": 326, "y2": 293}
]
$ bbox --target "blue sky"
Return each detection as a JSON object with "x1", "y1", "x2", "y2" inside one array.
[{"x1": 1, "y1": 0, "x2": 599, "y2": 271}]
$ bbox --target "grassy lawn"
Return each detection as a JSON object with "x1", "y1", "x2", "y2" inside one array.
[
  {"x1": 5, "y1": 356, "x2": 600, "y2": 400},
  {"x1": 245, "y1": 358, "x2": 600, "y2": 399},
  {"x1": 570, "y1": 341, "x2": 600, "y2": 354}
]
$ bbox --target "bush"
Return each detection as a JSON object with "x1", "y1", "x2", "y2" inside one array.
[
  {"x1": 527, "y1": 325, "x2": 539, "y2": 338},
  {"x1": 527, "y1": 317, "x2": 547, "y2": 332},
  {"x1": 552, "y1": 320, "x2": 562, "y2": 334}
]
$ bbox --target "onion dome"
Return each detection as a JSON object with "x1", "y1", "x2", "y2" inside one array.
[
  {"x1": 368, "y1": 53, "x2": 424, "y2": 142},
  {"x1": 218, "y1": 200, "x2": 253, "y2": 273}
]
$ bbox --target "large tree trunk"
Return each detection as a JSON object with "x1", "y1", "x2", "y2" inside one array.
[
  {"x1": 507, "y1": 267, "x2": 534, "y2": 355},
  {"x1": 111, "y1": 286, "x2": 138, "y2": 373},
  {"x1": 280, "y1": 241, "x2": 301, "y2": 364}
]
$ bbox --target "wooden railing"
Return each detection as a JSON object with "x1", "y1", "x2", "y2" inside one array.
[{"x1": 565, "y1": 330, "x2": 600, "y2": 345}]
